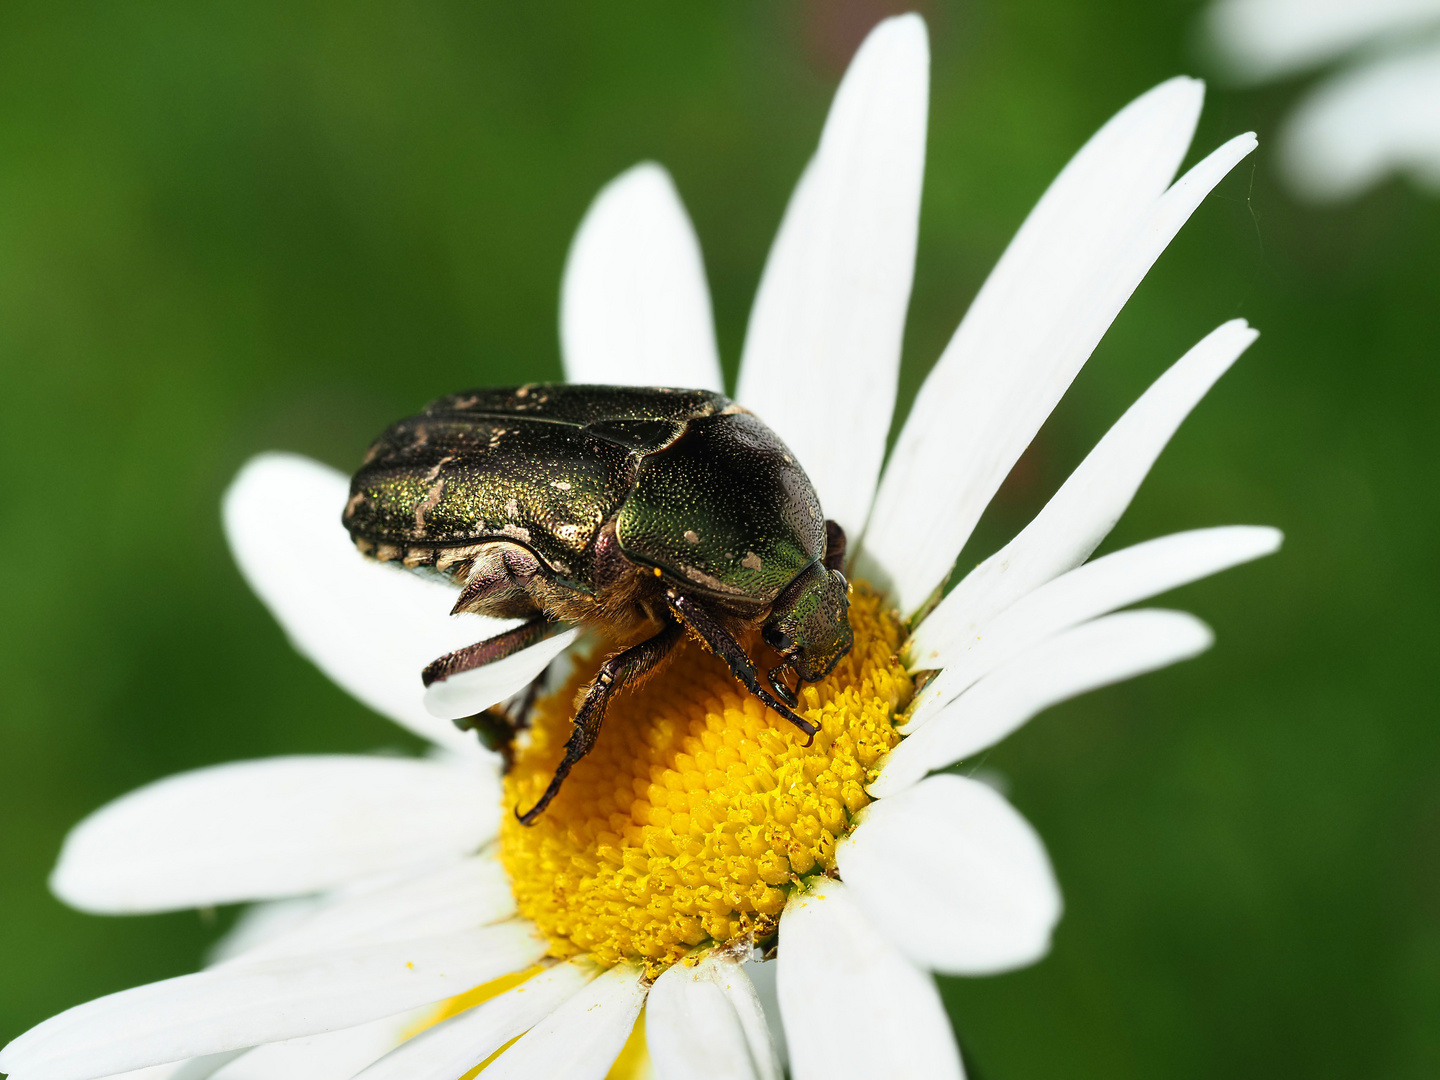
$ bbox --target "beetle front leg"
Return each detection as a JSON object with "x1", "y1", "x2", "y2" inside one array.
[
  {"x1": 425, "y1": 615, "x2": 558, "y2": 762},
  {"x1": 516, "y1": 618, "x2": 685, "y2": 826},
  {"x1": 664, "y1": 591, "x2": 818, "y2": 743},
  {"x1": 420, "y1": 615, "x2": 554, "y2": 687}
]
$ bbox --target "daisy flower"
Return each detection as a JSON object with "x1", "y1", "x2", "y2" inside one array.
[
  {"x1": 1, "y1": 15, "x2": 1278, "y2": 1080},
  {"x1": 1205, "y1": 0, "x2": 1440, "y2": 199}
]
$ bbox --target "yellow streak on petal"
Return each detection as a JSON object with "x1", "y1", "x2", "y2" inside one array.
[
  {"x1": 606, "y1": 1008, "x2": 650, "y2": 1080},
  {"x1": 402, "y1": 964, "x2": 547, "y2": 1041}
]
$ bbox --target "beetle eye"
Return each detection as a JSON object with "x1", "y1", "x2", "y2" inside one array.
[{"x1": 763, "y1": 625, "x2": 794, "y2": 653}]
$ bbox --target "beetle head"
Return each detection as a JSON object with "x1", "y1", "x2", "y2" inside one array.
[{"x1": 762, "y1": 561, "x2": 853, "y2": 702}]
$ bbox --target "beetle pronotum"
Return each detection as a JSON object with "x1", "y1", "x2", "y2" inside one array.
[{"x1": 344, "y1": 384, "x2": 852, "y2": 823}]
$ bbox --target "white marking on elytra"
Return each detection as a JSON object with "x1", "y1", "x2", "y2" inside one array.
[
  {"x1": 421, "y1": 455, "x2": 455, "y2": 483},
  {"x1": 414, "y1": 478, "x2": 446, "y2": 532}
]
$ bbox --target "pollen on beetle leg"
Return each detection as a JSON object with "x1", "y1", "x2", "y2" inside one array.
[{"x1": 499, "y1": 584, "x2": 910, "y2": 978}]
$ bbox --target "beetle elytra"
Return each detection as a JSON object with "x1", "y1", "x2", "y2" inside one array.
[{"x1": 345, "y1": 384, "x2": 852, "y2": 822}]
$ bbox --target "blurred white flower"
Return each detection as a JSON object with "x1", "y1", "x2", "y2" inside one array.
[
  {"x1": 1, "y1": 15, "x2": 1278, "y2": 1080},
  {"x1": 1206, "y1": 0, "x2": 1440, "y2": 199}
]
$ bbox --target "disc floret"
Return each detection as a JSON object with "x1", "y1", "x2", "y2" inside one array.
[{"x1": 500, "y1": 586, "x2": 910, "y2": 976}]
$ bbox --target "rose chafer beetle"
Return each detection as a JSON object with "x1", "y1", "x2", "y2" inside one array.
[{"x1": 343, "y1": 384, "x2": 853, "y2": 823}]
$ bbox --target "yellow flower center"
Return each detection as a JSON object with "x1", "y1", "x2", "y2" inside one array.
[{"x1": 499, "y1": 584, "x2": 910, "y2": 977}]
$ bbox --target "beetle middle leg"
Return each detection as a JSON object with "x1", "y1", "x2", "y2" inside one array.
[{"x1": 516, "y1": 618, "x2": 685, "y2": 826}]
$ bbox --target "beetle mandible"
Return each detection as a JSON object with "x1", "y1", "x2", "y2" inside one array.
[{"x1": 343, "y1": 384, "x2": 853, "y2": 823}]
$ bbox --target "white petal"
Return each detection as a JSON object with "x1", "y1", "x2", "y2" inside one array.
[
  {"x1": 863, "y1": 76, "x2": 1258, "y2": 615},
  {"x1": 219, "y1": 854, "x2": 516, "y2": 967},
  {"x1": 905, "y1": 526, "x2": 1280, "y2": 705},
  {"x1": 209, "y1": 1009, "x2": 422, "y2": 1080},
  {"x1": 479, "y1": 963, "x2": 647, "y2": 1080},
  {"x1": 872, "y1": 610, "x2": 1214, "y2": 797},
  {"x1": 740, "y1": 960, "x2": 788, "y2": 1071},
  {"x1": 777, "y1": 882, "x2": 962, "y2": 1080},
  {"x1": 1279, "y1": 43, "x2": 1440, "y2": 201},
  {"x1": 355, "y1": 960, "x2": 598, "y2": 1080},
  {"x1": 648, "y1": 954, "x2": 782, "y2": 1080},
  {"x1": 51, "y1": 756, "x2": 501, "y2": 913},
  {"x1": 561, "y1": 163, "x2": 723, "y2": 392},
  {"x1": 838, "y1": 775, "x2": 1062, "y2": 975},
  {"x1": 94, "y1": 1052, "x2": 247, "y2": 1080},
  {"x1": 916, "y1": 320, "x2": 1258, "y2": 649},
  {"x1": 224, "y1": 453, "x2": 518, "y2": 752},
  {"x1": 423, "y1": 628, "x2": 579, "y2": 721},
  {"x1": 0, "y1": 924, "x2": 546, "y2": 1080},
  {"x1": 205, "y1": 899, "x2": 325, "y2": 967},
  {"x1": 1205, "y1": 0, "x2": 1440, "y2": 83},
  {"x1": 735, "y1": 15, "x2": 928, "y2": 542}
]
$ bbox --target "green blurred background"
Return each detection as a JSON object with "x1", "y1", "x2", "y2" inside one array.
[{"x1": 2, "y1": 0, "x2": 1436, "y2": 1076}]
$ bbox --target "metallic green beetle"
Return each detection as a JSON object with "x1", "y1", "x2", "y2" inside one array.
[{"x1": 343, "y1": 384, "x2": 852, "y2": 823}]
